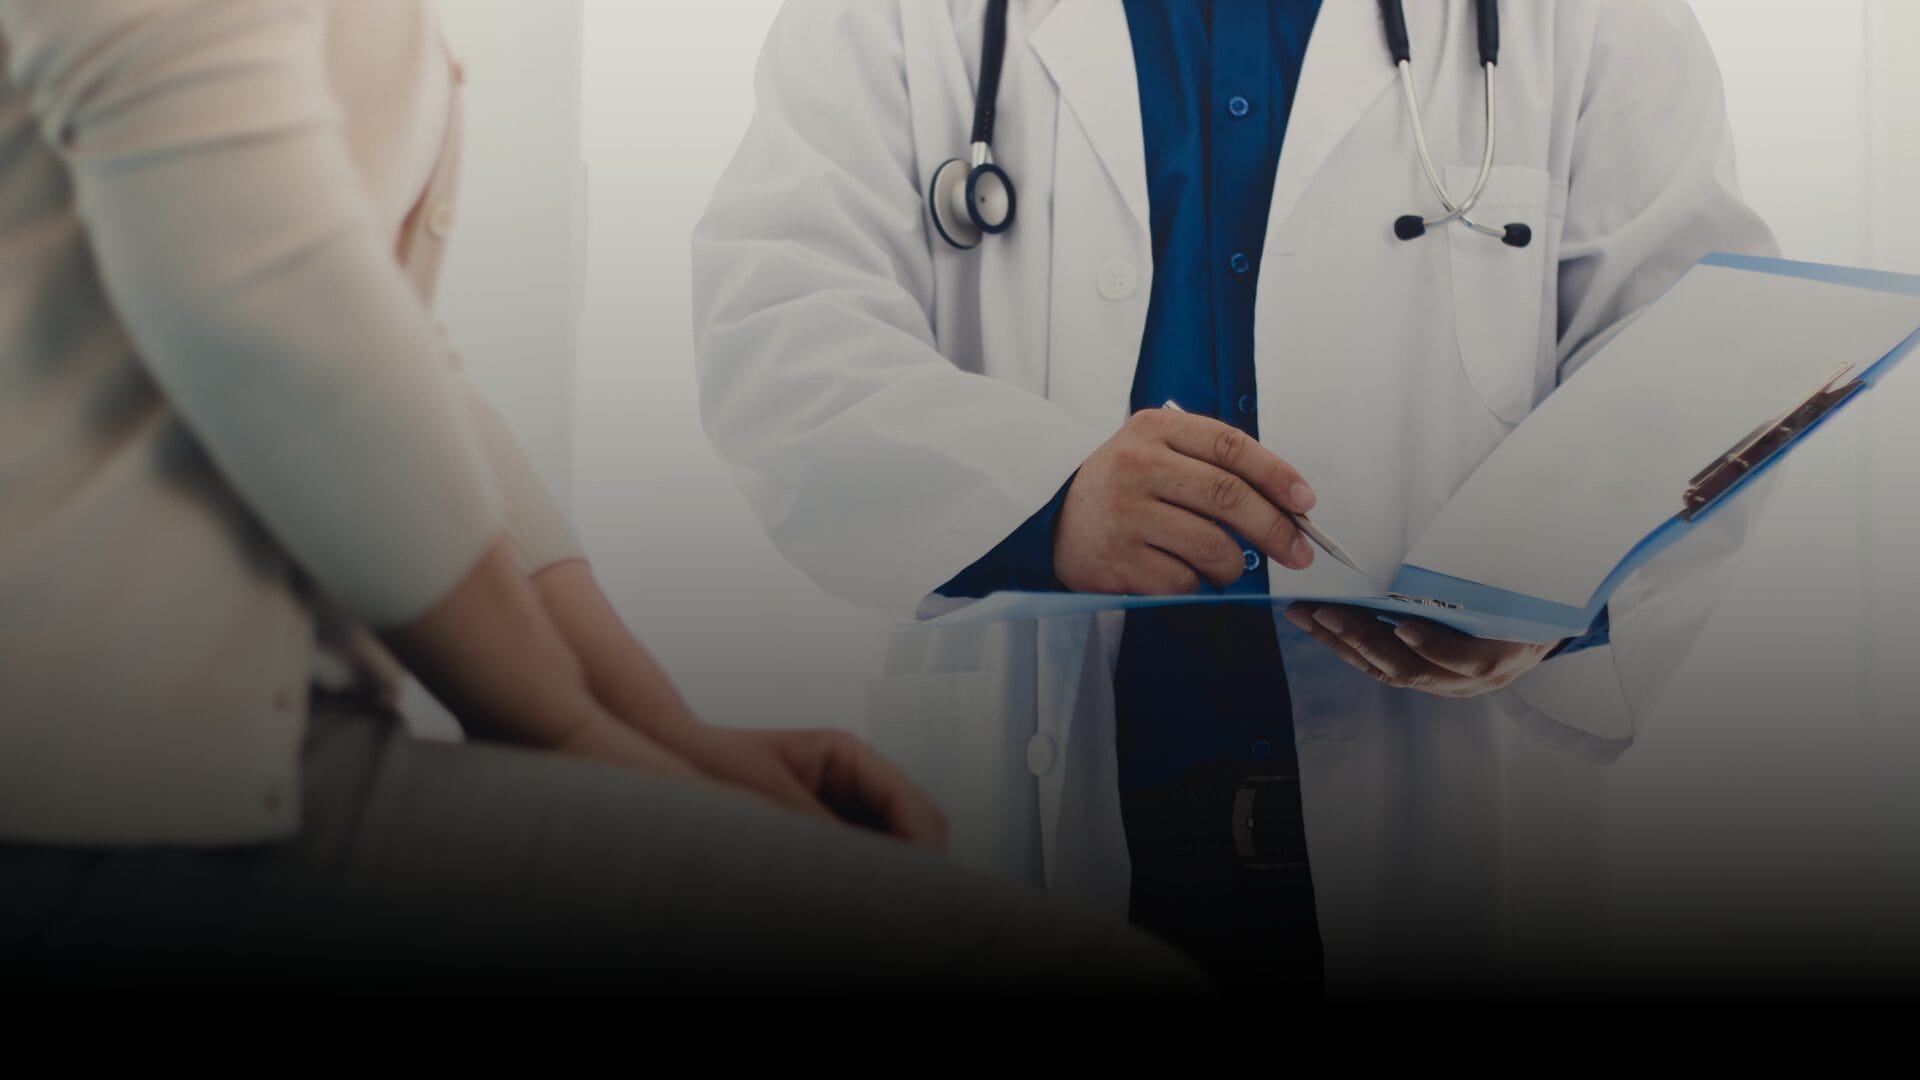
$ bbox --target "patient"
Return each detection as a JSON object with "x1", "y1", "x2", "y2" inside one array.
[{"x1": 0, "y1": 0, "x2": 1199, "y2": 996}]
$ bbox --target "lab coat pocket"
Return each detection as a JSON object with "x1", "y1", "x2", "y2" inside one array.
[{"x1": 1447, "y1": 165, "x2": 1557, "y2": 426}]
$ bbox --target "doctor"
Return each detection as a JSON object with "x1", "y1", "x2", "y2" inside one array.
[{"x1": 695, "y1": 0, "x2": 1775, "y2": 996}]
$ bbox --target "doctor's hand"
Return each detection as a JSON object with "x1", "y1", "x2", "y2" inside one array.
[
  {"x1": 1284, "y1": 603, "x2": 1558, "y2": 700},
  {"x1": 1055, "y1": 409, "x2": 1319, "y2": 595}
]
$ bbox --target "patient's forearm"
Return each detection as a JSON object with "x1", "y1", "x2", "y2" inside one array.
[
  {"x1": 383, "y1": 540, "x2": 697, "y2": 777},
  {"x1": 530, "y1": 559, "x2": 706, "y2": 745}
]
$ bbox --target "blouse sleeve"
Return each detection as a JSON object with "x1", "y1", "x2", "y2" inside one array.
[{"x1": 0, "y1": 0, "x2": 504, "y2": 627}]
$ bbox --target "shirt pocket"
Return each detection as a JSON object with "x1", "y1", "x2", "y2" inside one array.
[{"x1": 1446, "y1": 164, "x2": 1559, "y2": 426}]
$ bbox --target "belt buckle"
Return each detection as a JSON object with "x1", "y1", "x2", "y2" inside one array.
[{"x1": 1231, "y1": 773, "x2": 1306, "y2": 871}]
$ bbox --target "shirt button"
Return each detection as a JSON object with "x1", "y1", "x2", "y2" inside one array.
[
  {"x1": 427, "y1": 201, "x2": 457, "y2": 240},
  {"x1": 1096, "y1": 258, "x2": 1139, "y2": 300},
  {"x1": 1227, "y1": 95, "x2": 1252, "y2": 119},
  {"x1": 1243, "y1": 549, "x2": 1262, "y2": 573},
  {"x1": 1026, "y1": 733, "x2": 1059, "y2": 777},
  {"x1": 1237, "y1": 393, "x2": 1258, "y2": 417},
  {"x1": 1229, "y1": 252, "x2": 1252, "y2": 275},
  {"x1": 1251, "y1": 739, "x2": 1274, "y2": 758}
]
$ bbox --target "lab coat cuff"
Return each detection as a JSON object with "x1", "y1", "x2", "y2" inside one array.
[
  {"x1": 1494, "y1": 642, "x2": 1638, "y2": 765},
  {"x1": 936, "y1": 474, "x2": 1075, "y2": 598},
  {"x1": 895, "y1": 424, "x2": 1107, "y2": 621}
]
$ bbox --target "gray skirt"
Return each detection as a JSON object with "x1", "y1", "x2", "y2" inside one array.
[{"x1": 0, "y1": 698, "x2": 1205, "y2": 999}]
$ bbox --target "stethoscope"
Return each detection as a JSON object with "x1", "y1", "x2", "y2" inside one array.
[{"x1": 928, "y1": 0, "x2": 1532, "y2": 252}]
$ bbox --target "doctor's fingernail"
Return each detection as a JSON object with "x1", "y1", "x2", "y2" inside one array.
[
  {"x1": 1290, "y1": 482, "x2": 1317, "y2": 511},
  {"x1": 1285, "y1": 611, "x2": 1316, "y2": 633},
  {"x1": 1314, "y1": 609, "x2": 1346, "y2": 634},
  {"x1": 1394, "y1": 623, "x2": 1427, "y2": 648},
  {"x1": 1290, "y1": 537, "x2": 1314, "y2": 568}
]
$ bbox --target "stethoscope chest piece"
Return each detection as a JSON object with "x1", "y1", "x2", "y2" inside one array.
[
  {"x1": 929, "y1": 152, "x2": 1017, "y2": 251},
  {"x1": 929, "y1": 0, "x2": 1018, "y2": 251}
]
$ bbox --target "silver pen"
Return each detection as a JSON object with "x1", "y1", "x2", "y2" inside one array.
[{"x1": 1163, "y1": 401, "x2": 1368, "y2": 576}]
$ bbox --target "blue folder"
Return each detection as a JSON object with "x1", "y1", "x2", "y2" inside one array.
[{"x1": 912, "y1": 256, "x2": 1920, "y2": 643}]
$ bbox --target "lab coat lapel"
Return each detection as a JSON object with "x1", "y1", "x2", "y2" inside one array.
[
  {"x1": 1267, "y1": 0, "x2": 1399, "y2": 242},
  {"x1": 1030, "y1": 0, "x2": 1150, "y2": 235}
]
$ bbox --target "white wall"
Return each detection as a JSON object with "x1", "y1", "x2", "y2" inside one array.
[
  {"x1": 433, "y1": 1, "x2": 586, "y2": 513},
  {"x1": 435, "y1": 0, "x2": 884, "y2": 737},
  {"x1": 1601, "y1": 0, "x2": 1920, "y2": 977},
  {"x1": 571, "y1": 0, "x2": 889, "y2": 734}
]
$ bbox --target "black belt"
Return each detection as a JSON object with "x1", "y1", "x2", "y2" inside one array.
[{"x1": 1119, "y1": 765, "x2": 1311, "y2": 872}]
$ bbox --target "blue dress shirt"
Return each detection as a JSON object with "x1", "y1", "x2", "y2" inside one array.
[{"x1": 945, "y1": 0, "x2": 1323, "y2": 792}]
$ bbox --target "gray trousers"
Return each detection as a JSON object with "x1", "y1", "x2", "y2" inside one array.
[{"x1": 0, "y1": 700, "x2": 1206, "y2": 999}]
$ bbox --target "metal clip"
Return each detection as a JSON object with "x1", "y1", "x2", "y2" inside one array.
[
  {"x1": 1683, "y1": 363, "x2": 1864, "y2": 521},
  {"x1": 1386, "y1": 594, "x2": 1463, "y2": 611}
]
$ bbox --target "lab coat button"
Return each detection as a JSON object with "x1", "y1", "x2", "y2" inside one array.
[
  {"x1": 427, "y1": 202, "x2": 457, "y2": 240},
  {"x1": 1097, "y1": 259, "x2": 1138, "y2": 301},
  {"x1": 1026, "y1": 733, "x2": 1058, "y2": 777}
]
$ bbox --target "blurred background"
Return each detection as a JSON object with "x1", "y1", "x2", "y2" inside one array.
[{"x1": 431, "y1": 1, "x2": 1920, "y2": 976}]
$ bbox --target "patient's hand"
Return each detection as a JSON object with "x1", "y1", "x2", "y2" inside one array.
[
  {"x1": 673, "y1": 726, "x2": 949, "y2": 853},
  {"x1": 1284, "y1": 603, "x2": 1559, "y2": 700}
]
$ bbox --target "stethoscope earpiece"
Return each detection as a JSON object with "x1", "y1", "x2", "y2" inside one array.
[
  {"x1": 1394, "y1": 217, "x2": 1531, "y2": 249},
  {"x1": 1385, "y1": 0, "x2": 1530, "y2": 253}
]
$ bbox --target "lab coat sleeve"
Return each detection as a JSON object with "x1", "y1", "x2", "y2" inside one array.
[
  {"x1": 692, "y1": 1, "x2": 1110, "y2": 619},
  {"x1": 1495, "y1": 0, "x2": 1781, "y2": 761},
  {"x1": 0, "y1": 0, "x2": 504, "y2": 628}
]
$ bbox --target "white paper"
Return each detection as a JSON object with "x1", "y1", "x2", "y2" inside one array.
[{"x1": 1405, "y1": 265, "x2": 1920, "y2": 609}]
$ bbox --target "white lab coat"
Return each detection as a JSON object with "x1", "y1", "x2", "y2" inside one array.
[{"x1": 694, "y1": 0, "x2": 1777, "y2": 995}]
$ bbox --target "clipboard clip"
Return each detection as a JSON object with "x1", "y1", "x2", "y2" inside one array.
[
  {"x1": 1682, "y1": 362, "x2": 1865, "y2": 521},
  {"x1": 1386, "y1": 593, "x2": 1463, "y2": 611}
]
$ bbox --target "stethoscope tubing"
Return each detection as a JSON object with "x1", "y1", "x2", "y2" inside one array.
[
  {"x1": 937, "y1": 0, "x2": 1523, "y2": 250},
  {"x1": 1399, "y1": 59, "x2": 1508, "y2": 240}
]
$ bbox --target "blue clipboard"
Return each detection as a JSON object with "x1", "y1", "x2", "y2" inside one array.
[{"x1": 911, "y1": 255, "x2": 1920, "y2": 643}]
